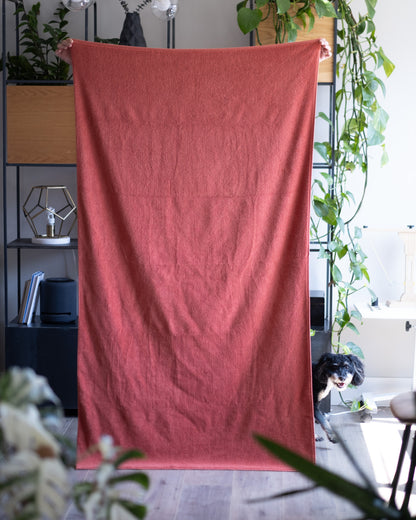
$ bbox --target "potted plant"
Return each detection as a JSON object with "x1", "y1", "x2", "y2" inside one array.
[
  {"x1": 236, "y1": 0, "x2": 395, "y2": 406},
  {"x1": 2, "y1": 1, "x2": 76, "y2": 164},
  {"x1": 0, "y1": 367, "x2": 149, "y2": 519}
]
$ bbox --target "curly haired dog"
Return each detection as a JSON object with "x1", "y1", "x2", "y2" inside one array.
[{"x1": 312, "y1": 352, "x2": 365, "y2": 443}]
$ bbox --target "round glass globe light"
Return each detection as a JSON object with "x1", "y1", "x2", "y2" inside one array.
[
  {"x1": 62, "y1": 0, "x2": 95, "y2": 11},
  {"x1": 151, "y1": 0, "x2": 178, "y2": 20}
]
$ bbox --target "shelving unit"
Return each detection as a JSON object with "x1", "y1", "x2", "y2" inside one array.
[
  {"x1": 2, "y1": 2, "x2": 177, "y2": 410},
  {"x1": 1, "y1": 0, "x2": 97, "y2": 409}
]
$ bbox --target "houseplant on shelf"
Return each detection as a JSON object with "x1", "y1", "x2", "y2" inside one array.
[
  {"x1": 236, "y1": 0, "x2": 394, "y2": 374},
  {"x1": 1, "y1": 1, "x2": 71, "y2": 81},
  {"x1": 2, "y1": 0, "x2": 78, "y2": 164}
]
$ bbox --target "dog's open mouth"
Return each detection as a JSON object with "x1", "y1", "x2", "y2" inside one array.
[{"x1": 336, "y1": 381, "x2": 347, "y2": 389}]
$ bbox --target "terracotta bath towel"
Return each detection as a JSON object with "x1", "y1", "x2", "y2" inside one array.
[{"x1": 72, "y1": 39, "x2": 321, "y2": 469}]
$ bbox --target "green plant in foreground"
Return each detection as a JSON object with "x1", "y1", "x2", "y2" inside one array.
[
  {"x1": 236, "y1": 0, "x2": 395, "y2": 362},
  {"x1": 255, "y1": 433, "x2": 410, "y2": 519},
  {"x1": 1, "y1": 1, "x2": 71, "y2": 81},
  {"x1": 0, "y1": 367, "x2": 149, "y2": 519}
]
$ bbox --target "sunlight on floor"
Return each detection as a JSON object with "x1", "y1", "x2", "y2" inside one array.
[{"x1": 360, "y1": 408, "x2": 416, "y2": 515}]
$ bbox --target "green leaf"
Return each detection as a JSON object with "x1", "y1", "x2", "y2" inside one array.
[
  {"x1": 332, "y1": 264, "x2": 342, "y2": 283},
  {"x1": 307, "y1": 10, "x2": 315, "y2": 31},
  {"x1": 367, "y1": 124, "x2": 385, "y2": 146},
  {"x1": 346, "y1": 342, "x2": 364, "y2": 359},
  {"x1": 236, "y1": 0, "x2": 248, "y2": 11},
  {"x1": 114, "y1": 449, "x2": 145, "y2": 469},
  {"x1": 114, "y1": 500, "x2": 147, "y2": 520},
  {"x1": 378, "y1": 47, "x2": 395, "y2": 77},
  {"x1": 314, "y1": 141, "x2": 331, "y2": 162},
  {"x1": 337, "y1": 245, "x2": 348, "y2": 259},
  {"x1": 356, "y1": 16, "x2": 366, "y2": 36},
  {"x1": 313, "y1": 198, "x2": 337, "y2": 226},
  {"x1": 287, "y1": 19, "x2": 299, "y2": 42},
  {"x1": 346, "y1": 322, "x2": 360, "y2": 335},
  {"x1": 255, "y1": 0, "x2": 269, "y2": 7},
  {"x1": 109, "y1": 472, "x2": 150, "y2": 490},
  {"x1": 380, "y1": 144, "x2": 389, "y2": 167},
  {"x1": 372, "y1": 106, "x2": 389, "y2": 134},
  {"x1": 319, "y1": 171, "x2": 333, "y2": 187},
  {"x1": 253, "y1": 435, "x2": 399, "y2": 519},
  {"x1": 237, "y1": 7, "x2": 262, "y2": 34},
  {"x1": 314, "y1": 0, "x2": 337, "y2": 18},
  {"x1": 276, "y1": 0, "x2": 291, "y2": 14},
  {"x1": 317, "y1": 111, "x2": 333, "y2": 127},
  {"x1": 364, "y1": 0, "x2": 376, "y2": 19}
]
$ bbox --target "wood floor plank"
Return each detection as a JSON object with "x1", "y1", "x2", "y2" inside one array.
[
  {"x1": 145, "y1": 470, "x2": 186, "y2": 519},
  {"x1": 174, "y1": 483, "x2": 232, "y2": 520}
]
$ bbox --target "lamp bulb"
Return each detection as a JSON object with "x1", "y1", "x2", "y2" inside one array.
[
  {"x1": 62, "y1": 0, "x2": 95, "y2": 11},
  {"x1": 151, "y1": 0, "x2": 178, "y2": 20}
]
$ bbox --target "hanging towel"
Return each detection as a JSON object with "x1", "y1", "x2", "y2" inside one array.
[{"x1": 72, "y1": 39, "x2": 321, "y2": 469}]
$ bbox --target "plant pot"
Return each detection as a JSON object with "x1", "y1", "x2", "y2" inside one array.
[
  {"x1": 257, "y1": 6, "x2": 335, "y2": 83},
  {"x1": 7, "y1": 85, "x2": 76, "y2": 164}
]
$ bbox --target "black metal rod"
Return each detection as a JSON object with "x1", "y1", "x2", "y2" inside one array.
[
  {"x1": 2, "y1": 0, "x2": 8, "y2": 323},
  {"x1": 16, "y1": 167, "x2": 21, "y2": 310},
  {"x1": 249, "y1": 0, "x2": 254, "y2": 46},
  {"x1": 167, "y1": 18, "x2": 176, "y2": 49},
  {"x1": 402, "y1": 429, "x2": 416, "y2": 512},
  {"x1": 85, "y1": 6, "x2": 89, "y2": 41},
  {"x1": 389, "y1": 424, "x2": 411, "y2": 507},
  {"x1": 94, "y1": 1, "x2": 98, "y2": 40},
  {"x1": 172, "y1": 17, "x2": 175, "y2": 49}
]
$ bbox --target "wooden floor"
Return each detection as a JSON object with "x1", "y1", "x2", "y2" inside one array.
[{"x1": 63, "y1": 406, "x2": 416, "y2": 519}]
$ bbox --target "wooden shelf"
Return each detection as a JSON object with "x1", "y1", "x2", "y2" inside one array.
[
  {"x1": 7, "y1": 85, "x2": 76, "y2": 164},
  {"x1": 257, "y1": 7, "x2": 335, "y2": 83}
]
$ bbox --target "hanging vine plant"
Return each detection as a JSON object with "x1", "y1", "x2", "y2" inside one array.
[{"x1": 236, "y1": 0, "x2": 395, "y2": 360}]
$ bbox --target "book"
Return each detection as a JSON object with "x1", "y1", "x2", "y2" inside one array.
[
  {"x1": 18, "y1": 280, "x2": 31, "y2": 323},
  {"x1": 26, "y1": 271, "x2": 45, "y2": 325},
  {"x1": 18, "y1": 271, "x2": 44, "y2": 324}
]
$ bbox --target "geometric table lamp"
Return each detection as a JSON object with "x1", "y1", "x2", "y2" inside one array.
[{"x1": 23, "y1": 185, "x2": 77, "y2": 245}]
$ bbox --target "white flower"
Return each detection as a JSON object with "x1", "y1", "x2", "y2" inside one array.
[
  {"x1": 98, "y1": 434, "x2": 117, "y2": 461},
  {"x1": 0, "y1": 403, "x2": 61, "y2": 456},
  {"x1": 3, "y1": 367, "x2": 60, "y2": 407},
  {"x1": 96, "y1": 463, "x2": 114, "y2": 489},
  {"x1": 0, "y1": 451, "x2": 70, "y2": 520}
]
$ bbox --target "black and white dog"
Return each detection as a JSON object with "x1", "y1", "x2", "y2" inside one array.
[{"x1": 312, "y1": 352, "x2": 365, "y2": 443}]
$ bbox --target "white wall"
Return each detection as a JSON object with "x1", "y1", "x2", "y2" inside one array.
[{"x1": 1, "y1": 1, "x2": 415, "y2": 380}]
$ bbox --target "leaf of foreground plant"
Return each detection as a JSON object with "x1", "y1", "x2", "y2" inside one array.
[{"x1": 254, "y1": 434, "x2": 403, "y2": 520}]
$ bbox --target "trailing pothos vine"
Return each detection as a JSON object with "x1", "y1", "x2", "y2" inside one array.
[{"x1": 237, "y1": 0, "x2": 394, "y2": 363}]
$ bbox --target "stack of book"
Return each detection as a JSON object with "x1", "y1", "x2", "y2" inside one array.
[{"x1": 18, "y1": 271, "x2": 45, "y2": 324}]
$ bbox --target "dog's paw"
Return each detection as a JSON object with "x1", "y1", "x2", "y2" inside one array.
[
  {"x1": 327, "y1": 433, "x2": 338, "y2": 444},
  {"x1": 315, "y1": 434, "x2": 324, "y2": 442}
]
